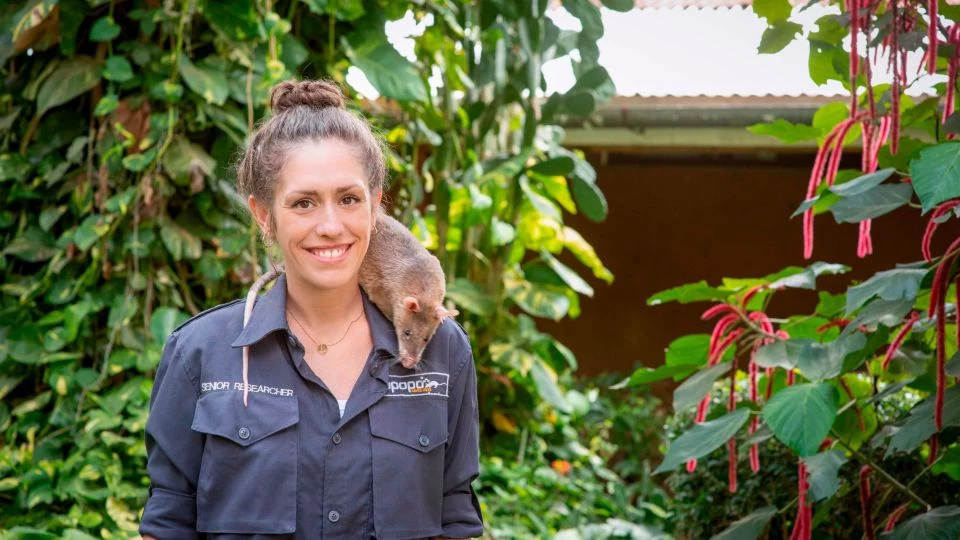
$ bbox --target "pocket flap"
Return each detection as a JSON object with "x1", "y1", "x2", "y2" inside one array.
[
  {"x1": 191, "y1": 390, "x2": 299, "y2": 447},
  {"x1": 369, "y1": 397, "x2": 448, "y2": 453}
]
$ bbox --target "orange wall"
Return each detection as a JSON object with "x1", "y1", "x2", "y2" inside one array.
[{"x1": 540, "y1": 153, "x2": 955, "y2": 395}]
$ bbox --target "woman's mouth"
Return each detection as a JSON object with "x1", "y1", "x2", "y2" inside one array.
[{"x1": 304, "y1": 244, "x2": 352, "y2": 263}]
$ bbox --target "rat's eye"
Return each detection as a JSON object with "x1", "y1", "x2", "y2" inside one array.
[
  {"x1": 422, "y1": 337, "x2": 428, "y2": 342},
  {"x1": 403, "y1": 329, "x2": 412, "y2": 337}
]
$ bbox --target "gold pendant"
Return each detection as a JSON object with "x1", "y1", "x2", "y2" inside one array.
[{"x1": 317, "y1": 343, "x2": 328, "y2": 354}]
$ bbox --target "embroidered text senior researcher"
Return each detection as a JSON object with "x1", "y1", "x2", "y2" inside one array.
[{"x1": 139, "y1": 79, "x2": 484, "y2": 539}]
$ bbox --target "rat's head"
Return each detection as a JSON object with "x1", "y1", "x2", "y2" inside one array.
[{"x1": 394, "y1": 296, "x2": 459, "y2": 369}]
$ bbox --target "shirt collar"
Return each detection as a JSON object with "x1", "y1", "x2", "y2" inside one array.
[
  {"x1": 230, "y1": 272, "x2": 290, "y2": 348},
  {"x1": 230, "y1": 273, "x2": 400, "y2": 364},
  {"x1": 362, "y1": 288, "x2": 399, "y2": 360}
]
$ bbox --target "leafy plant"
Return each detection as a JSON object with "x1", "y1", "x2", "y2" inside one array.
[
  {"x1": 0, "y1": 0, "x2": 618, "y2": 534},
  {"x1": 625, "y1": 0, "x2": 960, "y2": 536},
  {"x1": 478, "y1": 375, "x2": 670, "y2": 539}
]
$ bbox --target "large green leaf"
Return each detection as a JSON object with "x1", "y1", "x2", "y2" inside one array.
[
  {"x1": 845, "y1": 269, "x2": 927, "y2": 315},
  {"x1": 445, "y1": 278, "x2": 495, "y2": 316},
  {"x1": 89, "y1": 16, "x2": 121, "y2": 42},
  {"x1": 802, "y1": 449, "x2": 847, "y2": 502},
  {"x1": 885, "y1": 385, "x2": 960, "y2": 456},
  {"x1": 881, "y1": 506, "x2": 960, "y2": 540},
  {"x1": 3, "y1": 227, "x2": 55, "y2": 262},
  {"x1": 562, "y1": 0, "x2": 604, "y2": 39},
  {"x1": 830, "y1": 168, "x2": 896, "y2": 196},
  {"x1": 646, "y1": 281, "x2": 730, "y2": 306},
  {"x1": 36, "y1": 57, "x2": 102, "y2": 115},
  {"x1": 202, "y1": 0, "x2": 265, "y2": 41},
  {"x1": 159, "y1": 217, "x2": 202, "y2": 260},
  {"x1": 654, "y1": 408, "x2": 750, "y2": 473},
  {"x1": 601, "y1": 0, "x2": 634, "y2": 12},
  {"x1": 709, "y1": 506, "x2": 777, "y2": 540},
  {"x1": 343, "y1": 27, "x2": 426, "y2": 102},
  {"x1": 762, "y1": 383, "x2": 838, "y2": 457},
  {"x1": 178, "y1": 55, "x2": 228, "y2": 105},
  {"x1": 754, "y1": 333, "x2": 865, "y2": 381},
  {"x1": 544, "y1": 252, "x2": 593, "y2": 297},
  {"x1": 830, "y1": 184, "x2": 914, "y2": 223},
  {"x1": 531, "y1": 359, "x2": 571, "y2": 413},
  {"x1": 103, "y1": 56, "x2": 133, "y2": 82},
  {"x1": 162, "y1": 137, "x2": 216, "y2": 187},
  {"x1": 510, "y1": 281, "x2": 570, "y2": 321},
  {"x1": 843, "y1": 298, "x2": 914, "y2": 333},
  {"x1": 767, "y1": 262, "x2": 849, "y2": 290},
  {"x1": 753, "y1": 0, "x2": 792, "y2": 22},
  {"x1": 673, "y1": 363, "x2": 730, "y2": 412},
  {"x1": 611, "y1": 364, "x2": 698, "y2": 389},
  {"x1": 570, "y1": 173, "x2": 607, "y2": 222},
  {"x1": 666, "y1": 334, "x2": 711, "y2": 367},
  {"x1": 758, "y1": 21, "x2": 803, "y2": 54},
  {"x1": 909, "y1": 142, "x2": 960, "y2": 212},
  {"x1": 747, "y1": 119, "x2": 819, "y2": 144}
]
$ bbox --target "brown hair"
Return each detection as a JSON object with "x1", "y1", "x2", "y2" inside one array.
[{"x1": 236, "y1": 79, "x2": 387, "y2": 237}]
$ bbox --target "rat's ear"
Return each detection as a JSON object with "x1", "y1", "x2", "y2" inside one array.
[
  {"x1": 436, "y1": 306, "x2": 459, "y2": 321},
  {"x1": 402, "y1": 296, "x2": 421, "y2": 312}
]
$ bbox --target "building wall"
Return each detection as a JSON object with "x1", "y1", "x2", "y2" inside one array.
[{"x1": 539, "y1": 152, "x2": 952, "y2": 399}]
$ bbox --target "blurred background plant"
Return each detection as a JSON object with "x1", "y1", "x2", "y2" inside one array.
[{"x1": 0, "y1": 0, "x2": 652, "y2": 536}]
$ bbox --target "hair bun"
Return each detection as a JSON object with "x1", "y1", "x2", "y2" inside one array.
[{"x1": 270, "y1": 80, "x2": 346, "y2": 114}]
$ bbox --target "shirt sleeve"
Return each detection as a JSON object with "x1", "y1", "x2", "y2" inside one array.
[
  {"x1": 139, "y1": 331, "x2": 203, "y2": 539},
  {"x1": 440, "y1": 347, "x2": 484, "y2": 538}
]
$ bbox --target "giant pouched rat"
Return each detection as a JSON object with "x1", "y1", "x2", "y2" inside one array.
[
  {"x1": 240, "y1": 207, "x2": 458, "y2": 394},
  {"x1": 359, "y1": 207, "x2": 459, "y2": 369}
]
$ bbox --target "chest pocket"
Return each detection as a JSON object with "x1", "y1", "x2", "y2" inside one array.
[
  {"x1": 369, "y1": 395, "x2": 449, "y2": 538},
  {"x1": 191, "y1": 390, "x2": 299, "y2": 535}
]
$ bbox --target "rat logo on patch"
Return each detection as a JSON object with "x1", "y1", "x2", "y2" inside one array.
[{"x1": 386, "y1": 372, "x2": 449, "y2": 397}]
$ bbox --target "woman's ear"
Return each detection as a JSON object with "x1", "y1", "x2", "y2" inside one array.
[{"x1": 248, "y1": 194, "x2": 271, "y2": 238}]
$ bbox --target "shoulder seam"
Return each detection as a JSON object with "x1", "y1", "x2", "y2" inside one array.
[{"x1": 173, "y1": 298, "x2": 244, "y2": 333}]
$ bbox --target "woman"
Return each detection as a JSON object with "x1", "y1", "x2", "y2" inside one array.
[{"x1": 139, "y1": 80, "x2": 483, "y2": 539}]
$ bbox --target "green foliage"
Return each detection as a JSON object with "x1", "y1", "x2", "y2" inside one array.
[
  {"x1": 0, "y1": 0, "x2": 616, "y2": 535},
  {"x1": 479, "y1": 376, "x2": 671, "y2": 538},
  {"x1": 635, "y1": 0, "x2": 960, "y2": 533}
]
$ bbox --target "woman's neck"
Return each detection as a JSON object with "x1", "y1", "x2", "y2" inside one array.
[{"x1": 284, "y1": 274, "x2": 364, "y2": 332}]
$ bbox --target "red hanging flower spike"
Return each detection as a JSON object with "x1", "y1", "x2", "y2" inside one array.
[
  {"x1": 882, "y1": 310, "x2": 920, "y2": 370},
  {"x1": 884, "y1": 502, "x2": 910, "y2": 532},
  {"x1": 860, "y1": 465, "x2": 876, "y2": 540},
  {"x1": 921, "y1": 199, "x2": 960, "y2": 262}
]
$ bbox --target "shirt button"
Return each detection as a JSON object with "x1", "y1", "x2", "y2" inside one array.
[
  {"x1": 332, "y1": 432, "x2": 342, "y2": 445},
  {"x1": 328, "y1": 510, "x2": 340, "y2": 523},
  {"x1": 238, "y1": 427, "x2": 250, "y2": 440},
  {"x1": 418, "y1": 434, "x2": 429, "y2": 447}
]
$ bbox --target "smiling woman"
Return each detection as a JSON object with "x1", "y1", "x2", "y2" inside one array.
[{"x1": 139, "y1": 80, "x2": 484, "y2": 539}]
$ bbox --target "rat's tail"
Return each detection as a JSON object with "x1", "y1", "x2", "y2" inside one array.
[{"x1": 242, "y1": 265, "x2": 284, "y2": 407}]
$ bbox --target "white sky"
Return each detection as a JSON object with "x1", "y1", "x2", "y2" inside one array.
[{"x1": 345, "y1": 6, "x2": 944, "y2": 99}]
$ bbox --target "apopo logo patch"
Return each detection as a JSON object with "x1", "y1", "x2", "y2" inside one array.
[{"x1": 386, "y1": 372, "x2": 449, "y2": 397}]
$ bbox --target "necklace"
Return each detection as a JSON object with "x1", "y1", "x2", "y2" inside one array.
[{"x1": 287, "y1": 306, "x2": 364, "y2": 355}]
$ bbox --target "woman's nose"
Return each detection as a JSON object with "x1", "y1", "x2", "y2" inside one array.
[{"x1": 313, "y1": 205, "x2": 344, "y2": 237}]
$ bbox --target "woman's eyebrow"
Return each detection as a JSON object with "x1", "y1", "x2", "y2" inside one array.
[{"x1": 287, "y1": 184, "x2": 364, "y2": 197}]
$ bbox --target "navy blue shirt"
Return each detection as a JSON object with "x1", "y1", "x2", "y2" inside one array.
[{"x1": 139, "y1": 273, "x2": 484, "y2": 539}]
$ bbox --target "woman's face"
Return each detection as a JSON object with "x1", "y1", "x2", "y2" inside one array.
[{"x1": 249, "y1": 138, "x2": 380, "y2": 294}]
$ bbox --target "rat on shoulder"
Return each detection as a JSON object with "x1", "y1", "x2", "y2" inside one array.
[
  {"x1": 359, "y1": 207, "x2": 458, "y2": 369},
  {"x1": 241, "y1": 207, "x2": 459, "y2": 375}
]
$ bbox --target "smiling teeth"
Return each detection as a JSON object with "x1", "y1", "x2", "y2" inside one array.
[{"x1": 309, "y1": 247, "x2": 346, "y2": 259}]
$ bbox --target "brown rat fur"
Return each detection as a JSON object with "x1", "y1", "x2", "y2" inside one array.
[{"x1": 359, "y1": 208, "x2": 458, "y2": 369}]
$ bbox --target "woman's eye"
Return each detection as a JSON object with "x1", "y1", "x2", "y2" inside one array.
[
  {"x1": 342, "y1": 194, "x2": 361, "y2": 205},
  {"x1": 294, "y1": 199, "x2": 312, "y2": 209}
]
